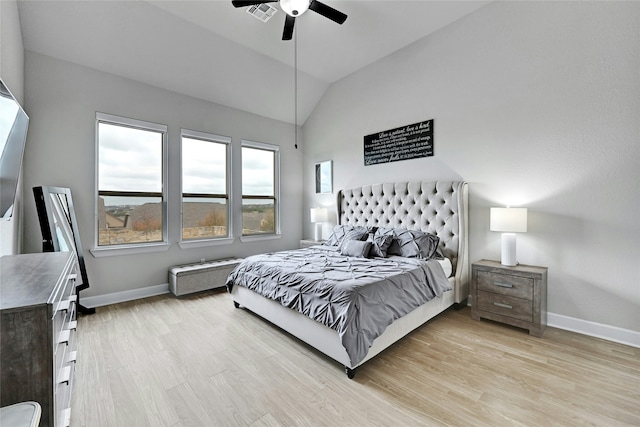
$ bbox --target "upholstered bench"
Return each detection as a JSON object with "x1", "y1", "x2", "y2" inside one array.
[{"x1": 169, "y1": 258, "x2": 243, "y2": 296}]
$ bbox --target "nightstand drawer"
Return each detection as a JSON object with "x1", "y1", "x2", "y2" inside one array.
[
  {"x1": 477, "y1": 291, "x2": 533, "y2": 322},
  {"x1": 477, "y1": 271, "x2": 533, "y2": 300}
]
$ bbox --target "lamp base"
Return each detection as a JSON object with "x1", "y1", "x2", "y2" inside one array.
[
  {"x1": 314, "y1": 223, "x2": 323, "y2": 241},
  {"x1": 501, "y1": 233, "x2": 518, "y2": 266}
]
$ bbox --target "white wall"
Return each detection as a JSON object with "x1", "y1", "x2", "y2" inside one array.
[
  {"x1": 0, "y1": 0, "x2": 25, "y2": 256},
  {"x1": 22, "y1": 52, "x2": 303, "y2": 299},
  {"x1": 303, "y1": 2, "x2": 640, "y2": 333}
]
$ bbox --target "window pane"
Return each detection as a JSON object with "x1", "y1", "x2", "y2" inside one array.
[
  {"x1": 97, "y1": 116, "x2": 165, "y2": 247},
  {"x1": 242, "y1": 199, "x2": 274, "y2": 235},
  {"x1": 98, "y1": 122, "x2": 163, "y2": 192},
  {"x1": 98, "y1": 195, "x2": 162, "y2": 245},
  {"x1": 182, "y1": 137, "x2": 226, "y2": 194},
  {"x1": 181, "y1": 135, "x2": 229, "y2": 241},
  {"x1": 242, "y1": 147, "x2": 274, "y2": 196},
  {"x1": 182, "y1": 197, "x2": 228, "y2": 240}
]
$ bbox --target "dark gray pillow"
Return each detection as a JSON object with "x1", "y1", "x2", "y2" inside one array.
[
  {"x1": 393, "y1": 228, "x2": 443, "y2": 259},
  {"x1": 376, "y1": 227, "x2": 401, "y2": 255},
  {"x1": 325, "y1": 225, "x2": 368, "y2": 247},
  {"x1": 340, "y1": 240, "x2": 372, "y2": 258},
  {"x1": 367, "y1": 232, "x2": 393, "y2": 258},
  {"x1": 337, "y1": 228, "x2": 369, "y2": 250}
]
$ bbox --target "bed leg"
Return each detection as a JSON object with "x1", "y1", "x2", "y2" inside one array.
[
  {"x1": 345, "y1": 367, "x2": 357, "y2": 379},
  {"x1": 233, "y1": 301, "x2": 240, "y2": 308}
]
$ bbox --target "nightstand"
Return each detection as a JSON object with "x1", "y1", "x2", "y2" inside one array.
[
  {"x1": 300, "y1": 239, "x2": 325, "y2": 248},
  {"x1": 471, "y1": 259, "x2": 547, "y2": 337}
]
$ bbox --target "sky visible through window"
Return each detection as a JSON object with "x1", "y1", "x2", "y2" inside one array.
[
  {"x1": 98, "y1": 122, "x2": 162, "y2": 205},
  {"x1": 242, "y1": 146, "x2": 274, "y2": 197},
  {"x1": 99, "y1": 123, "x2": 274, "y2": 206},
  {"x1": 182, "y1": 137, "x2": 227, "y2": 194}
]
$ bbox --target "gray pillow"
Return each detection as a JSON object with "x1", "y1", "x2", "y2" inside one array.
[
  {"x1": 337, "y1": 228, "x2": 369, "y2": 250},
  {"x1": 376, "y1": 227, "x2": 401, "y2": 255},
  {"x1": 367, "y1": 232, "x2": 393, "y2": 258},
  {"x1": 325, "y1": 225, "x2": 368, "y2": 247},
  {"x1": 393, "y1": 228, "x2": 443, "y2": 259},
  {"x1": 340, "y1": 240, "x2": 372, "y2": 258}
]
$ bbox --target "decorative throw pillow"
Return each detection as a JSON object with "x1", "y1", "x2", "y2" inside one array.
[
  {"x1": 324, "y1": 225, "x2": 368, "y2": 247},
  {"x1": 393, "y1": 228, "x2": 444, "y2": 260},
  {"x1": 366, "y1": 232, "x2": 393, "y2": 258},
  {"x1": 337, "y1": 228, "x2": 369, "y2": 250},
  {"x1": 340, "y1": 240, "x2": 372, "y2": 258},
  {"x1": 376, "y1": 227, "x2": 401, "y2": 255}
]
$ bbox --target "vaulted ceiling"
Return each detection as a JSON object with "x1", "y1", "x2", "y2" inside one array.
[{"x1": 17, "y1": 0, "x2": 490, "y2": 124}]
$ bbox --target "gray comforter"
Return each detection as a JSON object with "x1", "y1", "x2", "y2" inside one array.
[{"x1": 226, "y1": 246, "x2": 451, "y2": 366}]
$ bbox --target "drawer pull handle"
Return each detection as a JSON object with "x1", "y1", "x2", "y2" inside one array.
[
  {"x1": 58, "y1": 330, "x2": 71, "y2": 345},
  {"x1": 494, "y1": 282, "x2": 513, "y2": 288},
  {"x1": 68, "y1": 320, "x2": 77, "y2": 331},
  {"x1": 68, "y1": 273, "x2": 78, "y2": 281},
  {"x1": 61, "y1": 408, "x2": 71, "y2": 427},
  {"x1": 58, "y1": 295, "x2": 77, "y2": 313},
  {"x1": 493, "y1": 302, "x2": 513, "y2": 309},
  {"x1": 58, "y1": 366, "x2": 71, "y2": 385},
  {"x1": 69, "y1": 351, "x2": 77, "y2": 363}
]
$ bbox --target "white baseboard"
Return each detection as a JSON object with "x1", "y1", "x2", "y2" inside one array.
[
  {"x1": 83, "y1": 287, "x2": 640, "y2": 349},
  {"x1": 548, "y1": 312, "x2": 640, "y2": 348},
  {"x1": 81, "y1": 283, "x2": 170, "y2": 309}
]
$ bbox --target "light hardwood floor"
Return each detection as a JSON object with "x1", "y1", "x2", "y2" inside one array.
[{"x1": 71, "y1": 290, "x2": 639, "y2": 426}]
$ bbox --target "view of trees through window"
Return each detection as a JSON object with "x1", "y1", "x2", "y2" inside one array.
[
  {"x1": 97, "y1": 117, "x2": 165, "y2": 246},
  {"x1": 97, "y1": 115, "x2": 279, "y2": 246},
  {"x1": 181, "y1": 134, "x2": 229, "y2": 240},
  {"x1": 242, "y1": 145, "x2": 277, "y2": 235}
]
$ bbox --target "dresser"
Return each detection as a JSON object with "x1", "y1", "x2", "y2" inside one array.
[
  {"x1": 471, "y1": 259, "x2": 547, "y2": 337},
  {"x1": 1, "y1": 252, "x2": 79, "y2": 427}
]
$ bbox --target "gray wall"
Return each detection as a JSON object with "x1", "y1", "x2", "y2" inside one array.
[
  {"x1": 303, "y1": 2, "x2": 640, "y2": 332},
  {"x1": 22, "y1": 52, "x2": 303, "y2": 298}
]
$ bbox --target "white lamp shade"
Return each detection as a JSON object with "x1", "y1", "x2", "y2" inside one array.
[
  {"x1": 310, "y1": 207, "x2": 328, "y2": 223},
  {"x1": 490, "y1": 207, "x2": 527, "y2": 233}
]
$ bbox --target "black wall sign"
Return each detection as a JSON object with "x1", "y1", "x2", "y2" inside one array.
[{"x1": 364, "y1": 119, "x2": 433, "y2": 166}]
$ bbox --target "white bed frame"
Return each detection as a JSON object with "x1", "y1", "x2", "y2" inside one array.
[{"x1": 230, "y1": 181, "x2": 469, "y2": 378}]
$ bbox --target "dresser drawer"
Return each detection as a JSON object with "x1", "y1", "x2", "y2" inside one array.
[
  {"x1": 477, "y1": 270, "x2": 533, "y2": 300},
  {"x1": 477, "y1": 290, "x2": 533, "y2": 322}
]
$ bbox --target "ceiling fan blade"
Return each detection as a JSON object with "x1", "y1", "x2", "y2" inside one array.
[
  {"x1": 231, "y1": 0, "x2": 275, "y2": 8},
  {"x1": 309, "y1": 0, "x2": 347, "y2": 25},
  {"x1": 282, "y1": 15, "x2": 296, "y2": 40}
]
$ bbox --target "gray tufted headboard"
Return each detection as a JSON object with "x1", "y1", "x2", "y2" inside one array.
[{"x1": 337, "y1": 181, "x2": 469, "y2": 304}]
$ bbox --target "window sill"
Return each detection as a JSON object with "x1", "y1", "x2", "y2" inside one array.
[
  {"x1": 178, "y1": 237, "x2": 235, "y2": 249},
  {"x1": 240, "y1": 233, "x2": 282, "y2": 243},
  {"x1": 90, "y1": 242, "x2": 171, "y2": 258}
]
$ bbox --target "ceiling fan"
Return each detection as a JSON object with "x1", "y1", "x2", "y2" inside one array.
[{"x1": 232, "y1": 0, "x2": 347, "y2": 40}]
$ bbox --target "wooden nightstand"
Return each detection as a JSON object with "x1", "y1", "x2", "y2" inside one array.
[
  {"x1": 471, "y1": 259, "x2": 548, "y2": 337},
  {"x1": 300, "y1": 239, "x2": 325, "y2": 248}
]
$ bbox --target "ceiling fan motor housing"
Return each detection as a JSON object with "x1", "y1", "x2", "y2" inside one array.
[{"x1": 280, "y1": 0, "x2": 310, "y2": 17}]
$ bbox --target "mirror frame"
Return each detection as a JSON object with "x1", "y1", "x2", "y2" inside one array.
[
  {"x1": 33, "y1": 186, "x2": 95, "y2": 314},
  {"x1": 315, "y1": 160, "x2": 333, "y2": 194}
]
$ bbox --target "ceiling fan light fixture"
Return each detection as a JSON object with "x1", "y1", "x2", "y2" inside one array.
[{"x1": 280, "y1": 0, "x2": 310, "y2": 17}]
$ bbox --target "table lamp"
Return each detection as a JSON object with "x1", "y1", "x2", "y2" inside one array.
[
  {"x1": 310, "y1": 207, "x2": 328, "y2": 241},
  {"x1": 490, "y1": 207, "x2": 527, "y2": 266}
]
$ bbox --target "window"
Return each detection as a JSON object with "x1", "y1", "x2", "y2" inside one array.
[
  {"x1": 241, "y1": 140, "x2": 280, "y2": 236},
  {"x1": 96, "y1": 113, "x2": 167, "y2": 247},
  {"x1": 181, "y1": 130, "x2": 231, "y2": 241}
]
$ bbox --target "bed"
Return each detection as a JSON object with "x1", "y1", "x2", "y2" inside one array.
[{"x1": 227, "y1": 180, "x2": 469, "y2": 378}]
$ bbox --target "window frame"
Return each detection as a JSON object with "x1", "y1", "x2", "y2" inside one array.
[
  {"x1": 178, "y1": 129, "x2": 233, "y2": 248},
  {"x1": 240, "y1": 139, "x2": 281, "y2": 241},
  {"x1": 91, "y1": 112, "x2": 169, "y2": 257}
]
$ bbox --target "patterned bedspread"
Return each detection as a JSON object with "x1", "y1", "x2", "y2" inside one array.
[{"x1": 226, "y1": 246, "x2": 451, "y2": 366}]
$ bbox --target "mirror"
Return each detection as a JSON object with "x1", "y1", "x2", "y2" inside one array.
[
  {"x1": 33, "y1": 186, "x2": 95, "y2": 314},
  {"x1": 315, "y1": 160, "x2": 332, "y2": 194}
]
